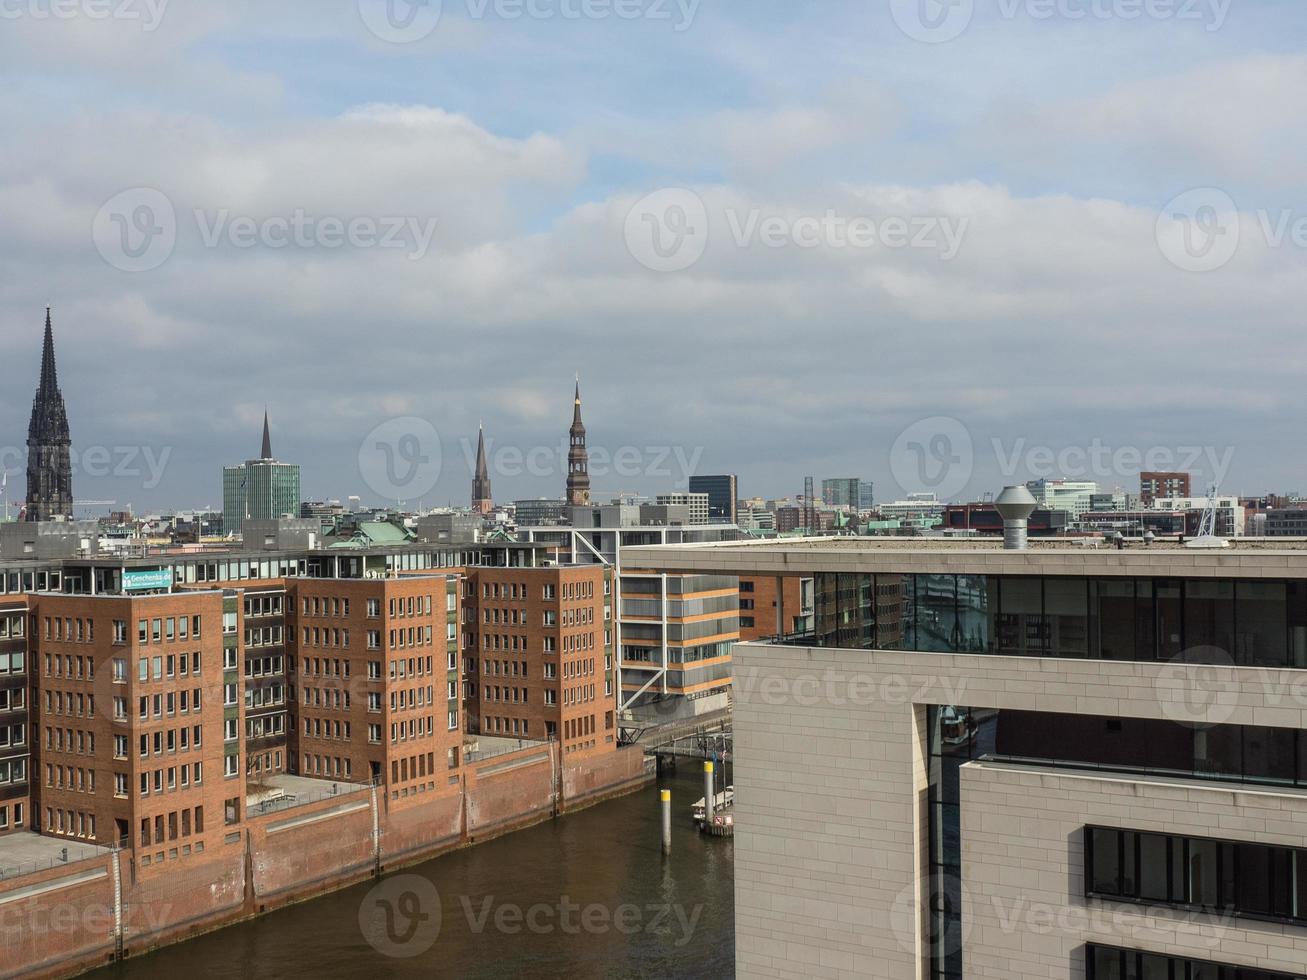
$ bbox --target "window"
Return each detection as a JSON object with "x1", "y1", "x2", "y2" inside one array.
[
  {"x1": 1086, "y1": 826, "x2": 1306, "y2": 926},
  {"x1": 1087, "y1": 944, "x2": 1307, "y2": 980}
]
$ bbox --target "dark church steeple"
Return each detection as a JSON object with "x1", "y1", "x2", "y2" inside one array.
[
  {"x1": 472, "y1": 422, "x2": 493, "y2": 514},
  {"x1": 261, "y1": 409, "x2": 274, "y2": 460},
  {"x1": 566, "y1": 376, "x2": 590, "y2": 507},
  {"x1": 25, "y1": 307, "x2": 74, "y2": 521}
]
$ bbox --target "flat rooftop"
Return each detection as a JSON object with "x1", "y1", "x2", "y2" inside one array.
[
  {"x1": 621, "y1": 535, "x2": 1307, "y2": 579},
  {"x1": 0, "y1": 832, "x2": 111, "y2": 881}
]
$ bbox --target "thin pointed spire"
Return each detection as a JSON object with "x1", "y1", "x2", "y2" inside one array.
[
  {"x1": 474, "y1": 423, "x2": 489, "y2": 480},
  {"x1": 471, "y1": 422, "x2": 493, "y2": 512},
  {"x1": 39, "y1": 306, "x2": 58, "y2": 394},
  {"x1": 260, "y1": 409, "x2": 273, "y2": 460}
]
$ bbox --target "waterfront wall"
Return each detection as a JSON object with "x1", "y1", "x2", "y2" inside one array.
[{"x1": 0, "y1": 745, "x2": 651, "y2": 980}]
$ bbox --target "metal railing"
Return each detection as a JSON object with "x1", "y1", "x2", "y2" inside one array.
[
  {"x1": 0, "y1": 836, "x2": 116, "y2": 882},
  {"x1": 244, "y1": 776, "x2": 374, "y2": 820}
]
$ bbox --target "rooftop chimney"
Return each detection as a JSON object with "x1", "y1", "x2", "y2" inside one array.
[{"x1": 995, "y1": 485, "x2": 1037, "y2": 551}]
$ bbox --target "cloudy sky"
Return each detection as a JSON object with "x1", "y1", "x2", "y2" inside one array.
[{"x1": 1, "y1": 0, "x2": 1305, "y2": 514}]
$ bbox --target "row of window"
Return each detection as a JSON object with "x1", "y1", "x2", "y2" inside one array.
[
  {"x1": 0, "y1": 758, "x2": 27, "y2": 784},
  {"x1": 1087, "y1": 943, "x2": 1304, "y2": 980},
  {"x1": 134, "y1": 616, "x2": 204, "y2": 644},
  {"x1": 245, "y1": 594, "x2": 284, "y2": 618},
  {"x1": 0, "y1": 686, "x2": 24, "y2": 711},
  {"x1": 139, "y1": 806, "x2": 204, "y2": 847},
  {"x1": 304, "y1": 753, "x2": 353, "y2": 779},
  {"x1": 302, "y1": 626, "x2": 348, "y2": 648},
  {"x1": 814, "y1": 573, "x2": 1307, "y2": 668},
  {"x1": 1087, "y1": 826, "x2": 1307, "y2": 926},
  {"x1": 0, "y1": 801, "x2": 24, "y2": 829},
  {"x1": 130, "y1": 651, "x2": 203, "y2": 683},
  {"x1": 46, "y1": 807, "x2": 94, "y2": 840},
  {"x1": 44, "y1": 652, "x2": 92, "y2": 680},
  {"x1": 133, "y1": 762, "x2": 204, "y2": 797},
  {"x1": 45, "y1": 726, "x2": 95, "y2": 756},
  {"x1": 479, "y1": 580, "x2": 594, "y2": 602},
  {"x1": 0, "y1": 613, "x2": 24, "y2": 639},
  {"x1": 0, "y1": 651, "x2": 25, "y2": 675},
  {"x1": 247, "y1": 714, "x2": 286, "y2": 740},
  {"x1": 0, "y1": 723, "x2": 25, "y2": 748},
  {"x1": 43, "y1": 616, "x2": 94, "y2": 643},
  {"x1": 483, "y1": 715, "x2": 530, "y2": 737},
  {"x1": 303, "y1": 717, "x2": 351, "y2": 741},
  {"x1": 45, "y1": 764, "x2": 94, "y2": 793}
]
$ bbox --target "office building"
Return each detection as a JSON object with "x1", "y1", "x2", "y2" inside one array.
[
  {"x1": 628, "y1": 535, "x2": 1307, "y2": 979},
  {"x1": 1025, "y1": 478, "x2": 1099, "y2": 518},
  {"x1": 222, "y1": 413, "x2": 301, "y2": 536},
  {"x1": 1141, "y1": 471, "x2": 1192, "y2": 505},
  {"x1": 655, "y1": 492, "x2": 709, "y2": 525},
  {"x1": 688, "y1": 474, "x2": 738, "y2": 524},
  {"x1": 822, "y1": 478, "x2": 873, "y2": 511},
  {"x1": 462, "y1": 564, "x2": 616, "y2": 757}
]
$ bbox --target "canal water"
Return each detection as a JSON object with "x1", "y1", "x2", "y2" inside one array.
[{"x1": 94, "y1": 768, "x2": 734, "y2": 980}]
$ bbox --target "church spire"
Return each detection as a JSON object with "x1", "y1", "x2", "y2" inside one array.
[
  {"x1": 39, "y1": 306, "x2": 58, "y2": 394},
  {"x1": 26, "y1": 307, "x2": 74, "y2": 522},
  {"x1": 471, "y1": 422, "x2": 493, "y2": 514},
  {"x1": 260, "y1": 409, "x2": 273, "y2": 460},
  {"x1": 566, "y1": 376, "x2": 590, "y2": 507}
]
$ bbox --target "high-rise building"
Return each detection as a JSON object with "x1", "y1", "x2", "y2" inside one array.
[
  {"x1": 822, "y1": 478, "x2": 874, "y2": 511},
  {"x1": 655, "y1": 492, "x2": 709, "y2": 525},
  {"x1": 222, "y1": 412, "x2": 301, "y2": 536},
  {"x1": 689, "y1": 474, "x2": 738, "y2": 524},
  {"x1": 25, "y1": 308, "x2": 73, "y2": 522},
  {"x1": 471, "y1": 424, "x2": 493, "y2": 515},
  {"x1": 1025, "y1": 478, "x2": 1099, "y2": 518},
  {"x1": 565, "y1": 379, "x2": 590, "y2": 507},
  {"x1": 628, "y1": 535, "x2": 1307, "y2": 980},
  {"x1": 1141, "y1": 471, "x2": 1192, "y2": 505}
]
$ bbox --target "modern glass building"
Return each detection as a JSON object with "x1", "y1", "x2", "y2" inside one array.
[{"x1": 627, "y1": 537, "x2": 1307, "y2": 980}]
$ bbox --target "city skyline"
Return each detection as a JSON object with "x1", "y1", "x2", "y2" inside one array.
[{"x1": 3, "y1": 5, "x2": 1306, "y2": 507}]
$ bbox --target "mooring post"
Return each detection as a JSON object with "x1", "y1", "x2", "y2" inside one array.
[
  {"x1": 703, "y1": 760, "x2": 715, "y2": 826},
  {"x1": 661, "y1": 789, "x2": 672, "y2": 855}
]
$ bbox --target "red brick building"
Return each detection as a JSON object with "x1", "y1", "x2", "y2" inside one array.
[{"x1": 463, "y1": 565, "x2": 615, "y2": 759}]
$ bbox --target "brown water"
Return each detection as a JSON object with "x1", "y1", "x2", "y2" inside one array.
[{"x1": 93, "y1": 768, "x2": 734, "y2": 979}]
